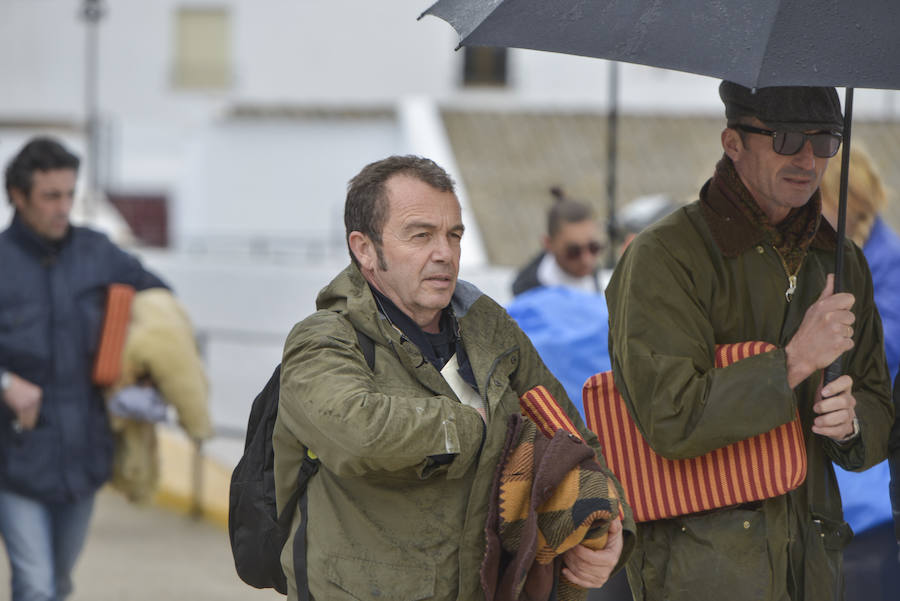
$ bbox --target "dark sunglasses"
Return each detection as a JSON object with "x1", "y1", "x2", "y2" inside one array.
[
  {"x1": 731, "y1": 123, "x2": 842, "y2": 158},
  {"x1": 564, "y1": 240, "x2": 604, "y2": 260}
]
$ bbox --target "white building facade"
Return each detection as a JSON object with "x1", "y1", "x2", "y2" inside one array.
[{"x1": 3, "y1": 0, "x2": 899, "y2": 462}]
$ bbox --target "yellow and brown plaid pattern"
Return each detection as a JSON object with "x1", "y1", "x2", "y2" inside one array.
[
  {"x1": 491, "y1": 415, "x2": 618, "y2": 601},
  {"x1": 498, "y1": 431, "x2": 613, "y2": 560}
]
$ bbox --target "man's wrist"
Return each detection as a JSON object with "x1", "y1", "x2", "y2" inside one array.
[
  {"x1": 0, "y1": 369, "x2": 11, "y2": 394},
  {"x1": 836, "y1": 416, "x2": 860, "y2": 445},
  {"x1": 783, "y1": 344, "x2": 812, "y2": 389}
]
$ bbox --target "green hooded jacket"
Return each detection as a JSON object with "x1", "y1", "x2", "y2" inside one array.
[
  {"x1": 606, "y1": 171, "x2": 893, "y2": 601},
  {"x1": 274, "y1": 265, "x2": 635, "y2": 601}
]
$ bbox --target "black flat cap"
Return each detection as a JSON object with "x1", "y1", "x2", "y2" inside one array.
[{"x1": 719, "y1": 81, "x2": 844, "y2": 133}]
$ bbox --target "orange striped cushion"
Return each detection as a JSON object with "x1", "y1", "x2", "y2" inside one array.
[
  {"x1": 582, "y1": 341, "x2": 806, "y2": 522},
  {"x1": 92, "y1": 284, "x2": 136, "y2": 387},
  {"x1": 519, "y1": 385, "x2": 584, "y2": 442}
]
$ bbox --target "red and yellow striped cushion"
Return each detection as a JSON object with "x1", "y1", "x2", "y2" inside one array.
[
  {"x1": 520, "y1": 385, "x2": 584, "y2": 442},
  {"x1": 92, "y1": 284, "x2": 136, "y2": 387},
  {"x1": 582, "y1": 341, "x2": 806, "y2": 522}
]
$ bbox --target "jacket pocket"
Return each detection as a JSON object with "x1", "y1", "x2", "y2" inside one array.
[
  {"x1": 663, "y1": 507, "x2": 771, "y2": 601},
  {"x1": 802, "y1": 512, "x2": 851, "y2": 599},
  {"x1": 3, "y1": 423, "x2": 60, "y2": 498},
  {"x1": 322, "y1": 554, "x2": 435, "y2": 601}
]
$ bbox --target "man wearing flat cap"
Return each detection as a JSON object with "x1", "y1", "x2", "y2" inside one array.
[{"x1": 605, "y1": 82, "x2": 893, "y2": 600}]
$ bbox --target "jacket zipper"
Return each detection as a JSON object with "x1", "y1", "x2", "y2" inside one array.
[{"x1": 773, "y1": 246, "x2": 803, "y2": 303}]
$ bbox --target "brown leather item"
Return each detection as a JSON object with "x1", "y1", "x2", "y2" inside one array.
[
  {"x1": 92, "y1": 284, "x2": 136, "y2": 387},
  {"x1": 583, "y1": 341, "x2": 807, "y2": 522}
]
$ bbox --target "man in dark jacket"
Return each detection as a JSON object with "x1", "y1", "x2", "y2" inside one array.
[
  {"x1": 606, "y1": 83, "x2": 893, "y2": 601},
  {"x1": 0, "y1": 137, "x2": 167, "y2": 601}
]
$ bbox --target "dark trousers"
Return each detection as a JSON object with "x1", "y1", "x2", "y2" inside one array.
[{"x1": 842, "y1": 521, "x2": 900, "y2": 601}]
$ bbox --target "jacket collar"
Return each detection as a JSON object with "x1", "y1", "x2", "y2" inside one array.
[
  {"x1": 319, "y1": 265, "x2": 482, "y2": 397},
  {"x1": 368, "y1": 283, "x2": 477, "y2": 390},
  {"x1": 7, "y1": 212, "x2": 72, "y2": 260},
  {"x1": 699, "y1": 156, "x2": 836, "y2": 258}
]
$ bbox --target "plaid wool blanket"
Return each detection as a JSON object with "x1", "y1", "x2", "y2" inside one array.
[{"x1": 481, "y1": 411, "x2": 621, "y2": 601}]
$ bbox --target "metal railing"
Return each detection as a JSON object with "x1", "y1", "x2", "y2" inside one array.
[
  {"x1": 181, "y1": 232, "x2": 346, "y2": 263},
  {"x1": 186, "y1": 325, "x2": 287, "y2": 521}
]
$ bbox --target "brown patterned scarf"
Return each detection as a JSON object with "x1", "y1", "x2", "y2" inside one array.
[{"x1": 712, "y1": 155, "x2": 822, "y2": 273}]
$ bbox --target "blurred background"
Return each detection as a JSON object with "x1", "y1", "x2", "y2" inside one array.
[
  {"x1": 4, "y1": 0, "x2": 900, "y2": 488},
  {"x1": 2, "y1": 4, "x2": 900, "y2": 595}
]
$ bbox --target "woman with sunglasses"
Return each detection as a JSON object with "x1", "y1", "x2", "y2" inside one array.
[{"x1": 511, "y1": 187, "x2": 607, "y2": 296}]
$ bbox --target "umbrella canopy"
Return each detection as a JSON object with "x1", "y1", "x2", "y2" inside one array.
[
  {"x1": 422, "y1": 0, "x2": 900, "y2": 90},
  {"x1": 422, "y1": 0, "x2": 900, "y2": 375}
]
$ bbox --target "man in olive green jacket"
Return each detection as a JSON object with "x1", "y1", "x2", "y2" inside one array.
[
  {"x1": 606, "y1": 82, "x2": 893, "y2": 601},
  {"x1": 273, "y1": 156, "x2": 635, "y2": 601}
]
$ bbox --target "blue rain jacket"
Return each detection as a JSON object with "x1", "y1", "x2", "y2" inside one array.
[
  {"x1": 836, "y1": 217, "x2": 900, "y2": 534},
  {"x1": 506, "y1": 286, "x2": 610, "y2": 421}
]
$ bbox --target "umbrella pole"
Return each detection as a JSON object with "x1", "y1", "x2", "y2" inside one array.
[
  {"x1": 824, "y1": 87, "x2": 854, "y2": 386},
  {"x1": 833, "y1": 87, "x2": 854, "y2": 294},
  {"x1": 605, "y1": 62, "x2": 619, "y2": 269},
  {"x1": 823, "y1": 89, "x2": 854, "y2": 601}
]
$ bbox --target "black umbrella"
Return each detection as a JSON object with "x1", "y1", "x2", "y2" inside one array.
[
  {"x1": 420, "y1": 0, "x2": 900, "y2": 89},
  {"x1": 421, "y1": 0, "x2": 900, "y2": 380}
]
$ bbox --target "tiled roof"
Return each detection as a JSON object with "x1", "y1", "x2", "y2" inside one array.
[{"x1": 441, "y1": 109, "x2": 900, "y2": 267}]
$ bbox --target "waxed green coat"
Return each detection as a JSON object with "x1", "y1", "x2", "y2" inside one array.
[
  {"x1": 606, "y1": 200, "x2": 893, "y2": 601},
  {"x1": 274, "y1": 265, "x2": 635, "y2": 601}
]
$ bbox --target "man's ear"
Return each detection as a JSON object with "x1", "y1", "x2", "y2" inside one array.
[
  {"x1": 9, "y1": 188, "x2": 27, "y2": 212},
  {"x1": 722, "y1": 127, "x2": 743, "y2": 161},
  {"x1": 348, "y1": 231, "x2": 376, "y2": 271},
  {"x1": 541, "y1": 234, "x2": 552, "y2": 252}
]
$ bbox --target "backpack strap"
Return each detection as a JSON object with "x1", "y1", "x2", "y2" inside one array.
[
  {"x1": 276, "y1": 451, "x2": 319, "y2": 531},
  {"x1": 355, "y1": 328, "x2": 375, "y2": 371},
  {"x1": 290, "y1": 326, "x2": 375, "y2": 600},
  {"x1": 291, "y1": 451, "x2": 319, "y2": 601}
]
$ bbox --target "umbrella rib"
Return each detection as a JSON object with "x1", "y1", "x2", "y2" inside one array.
[{"x1": 747, "y1": 0, "x2": 783, "y2": 90}]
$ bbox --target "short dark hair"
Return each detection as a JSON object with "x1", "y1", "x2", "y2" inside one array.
[
  {"x1": 344, "y1": 155, "x2": 455, "y2": 266},
  {"x1": 547, "y1": 186, "x2": 594, "y2": 238},
  {"x1": 5, "y1": 137, "x2": 80, "y2": 205}
]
